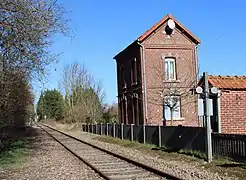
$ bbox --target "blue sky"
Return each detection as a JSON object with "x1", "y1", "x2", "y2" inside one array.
[{"x1": 34, "y1": 0, "x2": 246, "y2": 105}]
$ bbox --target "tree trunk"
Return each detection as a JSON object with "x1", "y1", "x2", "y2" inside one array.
[{"x1": 170, "y1": 108, "x2": 174, "y2": 126}]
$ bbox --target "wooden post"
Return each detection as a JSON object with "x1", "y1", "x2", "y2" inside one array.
[
  {"x1": 91, "y1": 124, "x2": 93, "y2": 134},
  {"x1": 121, "y1": 123, "x2": 124, "y2": 140},
  {"x1": 131, "y1": 124, "x2": 134, "y2": 141},
  {"x1": 100, "y1": 123, "x2": 103, "y2": 135},
  {"x1": 143, "y1": 124, "x2": 146, "y2": 144},
  {"x1": 95, "y1": 124, "x2": 97, "y2": 134},
  {"x1": 87, "y1": 124, "x2": 89, "y2": 132},
  {"x1": 158, "y1": 125, "x2": 161, "y2": 147},
  {"x1": 113, "y1": 123, "x2": 116, "y2": 138},
  {"x1": 106, "y1": 123, "x2": 109, "y2": 136}
]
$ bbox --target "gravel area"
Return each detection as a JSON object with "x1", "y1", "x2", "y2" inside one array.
[
  {"x1": 0, "y1": 126, "x2": 103, "y2": 180},
  {"x1": 65, "y1": 130, "x2": 239, "y2": 180},
  {"x1": 47, "y1": 129, "x2": 162, "y2": 180}
]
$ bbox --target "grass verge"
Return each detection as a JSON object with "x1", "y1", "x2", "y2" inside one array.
[
  {"x1": 93, "y1": 135, "x2": 200, "y2": 163},
  {"x1": 0, "y1": 140, "x2": 27, "y2": 169}
]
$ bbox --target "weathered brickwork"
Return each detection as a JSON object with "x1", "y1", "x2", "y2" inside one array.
[{"x1": 220, "y1": 90, "x2": 246, "y2": 134}]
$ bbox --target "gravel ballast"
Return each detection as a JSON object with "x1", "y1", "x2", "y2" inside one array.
[
  {"x1": 66, "y1": 130, "x2": 239, "y2": 180},
  {"x1": 0, "y1": 126, "x2": 103, "y2": 180}
]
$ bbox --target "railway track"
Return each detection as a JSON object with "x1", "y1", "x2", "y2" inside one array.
[{"x1": 38, "y1": 123, "x2": 182, "y2": 180}]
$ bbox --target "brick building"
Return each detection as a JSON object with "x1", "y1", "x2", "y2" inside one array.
[
  {"x1": 201, "y1": 76, "x2": 246, "y2": 134},
  {"x1": 114, "y1": 14, "x2": 200, "y2": 126}
]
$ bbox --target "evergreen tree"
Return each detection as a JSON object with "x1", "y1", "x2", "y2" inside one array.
[{"x1": 36, "y1": 89, "x2": 64, "y2": 121}]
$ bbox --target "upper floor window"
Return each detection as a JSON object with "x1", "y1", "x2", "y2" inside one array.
[
  {"x1": 131, "y1": 58, "x2": 137, "y2": 84},
  {"x1": 165, "y1": 57, "x2": 176, "y2": 81}
]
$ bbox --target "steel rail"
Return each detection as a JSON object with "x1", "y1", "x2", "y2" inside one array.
[{"x1": 38, "y1": 123, "x2": 183, "y2": 180}]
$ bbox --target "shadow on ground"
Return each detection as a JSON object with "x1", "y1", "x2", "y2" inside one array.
[
  {"x1": 217, "y1": 163, "x2": 246, "y2": 169},
  {"x1": 0, "y1": 124, "x2": 41, "y2": 153},
  {"x1": 151, "y1": 146, "x2": 206, "y2": 160}
]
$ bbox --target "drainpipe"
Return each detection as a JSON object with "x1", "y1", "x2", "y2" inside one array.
[
  {"x1": 217, "y1": 90, "x2": 221, "y2": 133},
  {"x1": 194, "y1": 44, "x2": 199, "y2": 82},
  {"x1": 137, "y1": 42, "x2": 148, "y2": 124},
  {"x1": 194, "y1": 45, "x2": 199, "y2": 125}
]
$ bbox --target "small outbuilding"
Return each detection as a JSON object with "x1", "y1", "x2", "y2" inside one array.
[{"x1": 200, "y1": 75, "x2": 246, "y2": 134}]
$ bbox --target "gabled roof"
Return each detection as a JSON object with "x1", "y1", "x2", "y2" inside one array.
[
  {"x1": 114, "y1": 13, "x2": 200, "y2": 60},
  {"x1": 199, "y1": 75, "x2": 246, "y2": 90},
  {"x1": 137, "y1": 13, "x2": 201, "y2": 44}
]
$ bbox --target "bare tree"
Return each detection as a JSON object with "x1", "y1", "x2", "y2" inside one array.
[
  {"x1": 0, "y1": 0, "x2": 68, "y2": 78},
  {"x1": 102, "y1": 102, "x2": 118, "y2": 123},
  {"x1": 60, "y1": 63, "x2": 104, "y2": 124},
  {"x1": 0, "y1": 0, "x2": 68, "y2": 125},
  {"x1": 0, "y1": 69, "x2": 34, "y2": 125}
]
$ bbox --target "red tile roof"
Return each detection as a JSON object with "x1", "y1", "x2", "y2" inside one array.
[
  {"x1": 114, "y1": 13, "x2": 200, "y2": 59},
  {"x1": 208, "y1": 75, "x2": 246, "y2": 90},
  {"x1": 137, "y1": 13, "x2": 201, "y2": 44}
]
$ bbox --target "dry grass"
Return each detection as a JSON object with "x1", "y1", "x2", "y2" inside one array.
[{"x1": 94, "y1": 136, "x2": 201, "y2": 163}]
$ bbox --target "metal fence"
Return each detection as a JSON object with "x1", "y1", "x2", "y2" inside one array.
[
  {"x1": 82, "y1": 124, "x2": 205, "y2": 153},
  {"x1": 82, "y1": 123, "x2": 246, "y2": 160},
  {"x1": 212, "y1": 133, "x2": 246, "y2": 160}
]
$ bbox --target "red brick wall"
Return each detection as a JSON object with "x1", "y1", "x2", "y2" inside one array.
[
  {"x1": 220, "y1": 90, "x2": 246, "y2": 134},
  {"x1": 115, "y1": 43, "x2": 144, "y2": 125},
  {"x1": 115, "y1": 19, "x2": 199, "y2": 126},
  {"x1": 141, "y1": 22, "x2": 198, "y2": 126}
]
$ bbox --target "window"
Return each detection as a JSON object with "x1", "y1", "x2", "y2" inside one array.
[
  {"x1": 164, "y1": 96, "x2": 181, "y2": 120},
  {"x1": 131, "y1": 58, "x2": 137, "y2": 84},
  {"x1": 165, "y1": 58, "x2": 176, "y2": 80},
  {"x1": 120, "y1": 66, "x2": 126, "y2": 88}
]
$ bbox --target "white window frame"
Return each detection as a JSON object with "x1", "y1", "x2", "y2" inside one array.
[
  {"x1": 164, "y1": 57, "x2": 176, "y2": 81},
  {"x1": 164, "y1": 95, "x2": 181, "y2": 120}
]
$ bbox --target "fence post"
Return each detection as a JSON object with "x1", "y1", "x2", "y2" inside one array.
[
  {"x1": 131, "y1": 124, "x2": 134, "y2": 141},
  {"x1": 143, "y1": 124, "x2": 146, "y2": 144},
  {"x1": 158, "y1": 125, "x2": 161, "y2": 147},
  {"x1": 87, "y1": 124, "x2": 89, "y2": 132},
  {"x1": 100, "y1": 123, "x2": 103, "y2": 135},
  {"x1": 106, "y1": 123, "x2": 109, "y2": 136},
  {"x1": 113, "y1": 123, "x2": 116, "y2": 138},
  {"x1": 91, "y1": 124, "x2": 93, "y2": 134},
  {"x1": 95, "y1": 124, "x2": 97, "y2": 134},
  {"x1": 121, "y1": 123, "x2": 124, "y2": 140}
]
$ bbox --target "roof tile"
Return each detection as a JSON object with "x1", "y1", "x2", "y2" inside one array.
[{"x1": 208, "y1": 75, "x2": 246, "y2": 90}]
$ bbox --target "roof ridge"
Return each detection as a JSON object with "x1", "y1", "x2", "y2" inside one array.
[
  {"x1": 209, "y1": 75, "x2": 246, "y2": 79},
  {"x1": 137, "y1": 14, "x2": 200, "y2": 44}
]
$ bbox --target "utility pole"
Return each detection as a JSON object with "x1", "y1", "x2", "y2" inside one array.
[{"x1": 203, "y1": 72, "x2": 212, "y2": 162}]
